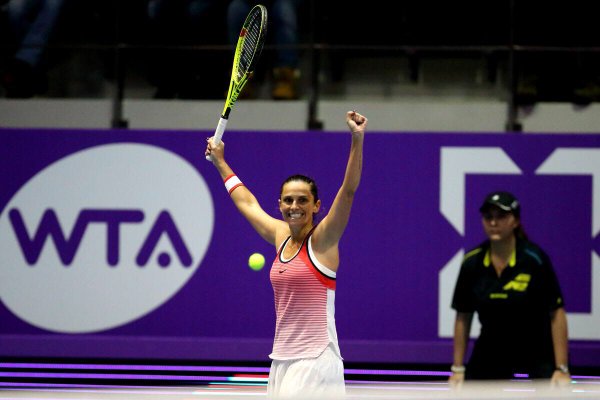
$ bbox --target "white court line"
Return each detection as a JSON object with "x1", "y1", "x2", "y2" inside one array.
[{"x1": 2, "y1": 380, "x2": 600, "y2": 400}]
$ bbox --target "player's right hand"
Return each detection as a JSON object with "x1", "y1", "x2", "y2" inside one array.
[{"x1": 205, "y1": 136, "x2": 225, "y2": 163}]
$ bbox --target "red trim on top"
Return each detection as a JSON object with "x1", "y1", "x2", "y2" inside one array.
[
  {"x1": 228, "y1": 183, "x2": 244, "y2": 195},
  {"x1": 223, "y1": 174, "x2": 236, "y2": 183},
  {"x1": 298, "y1": 244, "x2": 336, "y2": 290},
  {"x1": 277, "y1": 226, "x2": 336, "y2": 290}
]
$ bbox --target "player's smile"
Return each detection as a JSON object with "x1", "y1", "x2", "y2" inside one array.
[
  {"x1": 289, "y1": 212, "x2": 303, "y2": 219},
  {"x1": 282, "y1": 204, "x2": 308, "y2": 224}
]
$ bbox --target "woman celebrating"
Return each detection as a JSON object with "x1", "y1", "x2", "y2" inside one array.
[
  {"x1": 205, "y1": 111, "x2": 367, "y2": 397},
  {"x1": 449, "y1": 191, "x2": 570, "y2": 385}
]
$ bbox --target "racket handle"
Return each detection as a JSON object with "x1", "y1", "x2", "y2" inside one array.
[{"x1": 205, "y1": 117, "x2": 228, "y2": 161}]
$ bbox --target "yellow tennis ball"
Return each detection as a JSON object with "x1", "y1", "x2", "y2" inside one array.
[{"x1": 248, "y1": 252, "x2": 265, "y2": 271}]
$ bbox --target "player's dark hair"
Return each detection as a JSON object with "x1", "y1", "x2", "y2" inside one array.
[{"x1": 280, "y1": 175, "x2": 319, "y2": 203}]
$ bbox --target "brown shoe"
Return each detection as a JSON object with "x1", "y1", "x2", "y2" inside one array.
[{"x1": 271, "y1": 67, "x2": 299, "y2": 100}]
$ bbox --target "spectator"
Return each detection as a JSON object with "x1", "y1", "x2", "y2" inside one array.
[
  {"x1": 1, "y1": 0, "x2": 66, "y2": 98},
  {"x1": 145, "y1": 0, "x2": 227, "y2": 99}
]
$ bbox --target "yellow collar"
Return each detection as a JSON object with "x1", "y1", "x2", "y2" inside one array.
[{"x1": 483, "y1": 248, "x2": 516, "y2": 268}]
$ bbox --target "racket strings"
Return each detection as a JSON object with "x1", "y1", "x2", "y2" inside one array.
[{"x1": 237, "y1": 8, "x2": 266, "y2": 78}]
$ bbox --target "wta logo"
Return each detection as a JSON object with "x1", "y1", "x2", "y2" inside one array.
[{"x1": 0, "y1": 144, "x2": 214, "y2": 333}]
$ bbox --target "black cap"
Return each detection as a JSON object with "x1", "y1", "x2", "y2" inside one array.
[{"x1": 479, "y1": 191, "x2": 520, "y2": 217}]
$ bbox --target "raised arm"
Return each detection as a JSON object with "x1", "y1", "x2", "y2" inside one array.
[
  {"x1": 312, "y1": 111, "x2": 367, "y2": 256},
  {"x1": 206, "y1": 138, "x2": 284, "y2": 246}
]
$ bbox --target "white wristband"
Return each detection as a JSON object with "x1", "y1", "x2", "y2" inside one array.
[
  {"x1": 224, "y1": 174, "x2": 244, "y2": 194},
  {"x1": 451, "y1": 365, "x2": 466, "y2": 374},
  {"x1": 556, "y1": 364, "x2": 570, "y2": 374}
]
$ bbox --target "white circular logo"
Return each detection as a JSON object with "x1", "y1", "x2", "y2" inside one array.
[{"x1": 0, "y1": 143, "x2": 214, "y2": 333}]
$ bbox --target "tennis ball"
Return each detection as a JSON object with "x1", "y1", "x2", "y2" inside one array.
[{"x1": 248, "y1": 252, "x2": 265, "y2": 271}]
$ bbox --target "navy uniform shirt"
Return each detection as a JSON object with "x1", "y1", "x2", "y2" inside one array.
[{"x1": 452, "y1": 238, "x2": 564, "y2": 379}]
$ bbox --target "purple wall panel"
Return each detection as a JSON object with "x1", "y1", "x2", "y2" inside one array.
[{"x1": 0, "y1": 128, "x2": 599, "y2": 366}]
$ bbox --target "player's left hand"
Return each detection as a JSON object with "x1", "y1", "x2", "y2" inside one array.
[
  {"x1": 448, "y1": 372, "x2": 464, "y2": 389},
  {"x1": 346, "y1": 111, "x2": 367, "y2": 138}
]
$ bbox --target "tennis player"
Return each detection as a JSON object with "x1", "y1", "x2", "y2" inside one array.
[{"x1": 205, "y1": 111, "x2": 367, "y2": 397}]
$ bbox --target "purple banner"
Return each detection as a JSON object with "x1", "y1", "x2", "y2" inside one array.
[{"x1": 0, "y1": 128, "x2": 599, "y2": 366}]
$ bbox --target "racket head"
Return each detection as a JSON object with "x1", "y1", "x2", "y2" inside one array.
[
  {"x1": 222, "y1": 4, "x2": 267, "y2": 117},
  {"x1": 235, "y1": 4, "x2": 268, "y2": 79}
]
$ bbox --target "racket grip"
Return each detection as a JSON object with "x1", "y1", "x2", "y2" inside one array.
[
  {"x1": 213, "y1": 117, "x2": 227, "y2": 145},
  {"x1": 205, "y1": 118, "x2": 228, "y2": 161}
]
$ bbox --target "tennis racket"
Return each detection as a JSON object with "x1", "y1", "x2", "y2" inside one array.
[{"x1": 206, "y1": 4, "x2": 268, "y2": 161}]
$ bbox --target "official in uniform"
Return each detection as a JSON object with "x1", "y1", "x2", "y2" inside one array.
[{"x1": 449, "y1": 191, "x2": 570, "y2": 385}]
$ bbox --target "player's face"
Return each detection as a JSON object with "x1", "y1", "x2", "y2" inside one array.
[
  {"x1": 481, "y1": 207, "x2": 519, "y2": 242},
  {"x1": 279, "y1": 181, "x2": 320, "y2": 227}
]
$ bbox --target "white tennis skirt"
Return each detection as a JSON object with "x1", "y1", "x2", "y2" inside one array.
[{"x1": 267, "y1": 344, "x2": 345, "y2": 398}]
